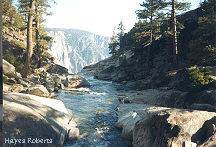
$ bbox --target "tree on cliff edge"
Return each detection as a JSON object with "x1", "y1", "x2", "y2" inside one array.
[
  {"x1": 109, "y1": 28, "x2": 118, "y2": 55},
  {"x1": 136, "y1": 0, "x2": 167, "y2": 71}
]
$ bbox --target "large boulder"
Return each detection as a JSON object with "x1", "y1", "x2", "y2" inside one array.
[
  {"x1": 132, "y1": 107, "x2": 215, "y2": 147},
  {"x1": 3, "y1": 59, "x2": 21, "y2": 79},
  {"x1": 115, "y1": 104, "x2": 147, "y2": 140},
  {"x1": 3, "y1": 59, "x2": 15, "y2": 78},
  {"x1": 3, "y1": 93, "x2": 79, "y2": 147},
  {"x1": 46, "y1": 63, "x2": 68, "y2": 75},
  {"x1": 64, "y1": 75, "x2": 90, "y2": 88},
  {"x1": 26, "y1": 84, "x2": 50, "y2": 97}
]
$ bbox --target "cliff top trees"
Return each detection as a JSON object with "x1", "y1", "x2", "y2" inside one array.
[
  {"x1": 136, "y1": 0, "x2": 167, "y2": 70},
  {"x1": 187, "y1": 0, "x2": 216, "y2": 65},
  {"x1": 108, "y1": 20, "x2": 125, "y2": 56},
  {"x1": 18, "y1": 0, "x2": 55, "y2": 77},
  {"x1": 108, "y1": 28, "x2": 118, "y2": 55}
]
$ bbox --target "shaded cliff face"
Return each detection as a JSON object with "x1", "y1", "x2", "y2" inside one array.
[{"x1": 47, "y1": 28, "x2": 110, "y2": 73}]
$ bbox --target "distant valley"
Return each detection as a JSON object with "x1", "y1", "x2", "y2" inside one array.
[{"x1": 47, "y1": 28, "x2": 110, "y2": 74}]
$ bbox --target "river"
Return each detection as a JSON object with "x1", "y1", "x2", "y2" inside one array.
[{"x1": 56, "y1": 74, "x2": 132, "y2": 147}]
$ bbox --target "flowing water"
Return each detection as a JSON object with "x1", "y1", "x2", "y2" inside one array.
[{"x1": 56, "y1": 74, "x2": 132, "y2": 147}]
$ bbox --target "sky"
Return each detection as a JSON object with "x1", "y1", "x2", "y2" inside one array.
[{"x1": 15, "y1": 0, "x2": 203, "y2": 37}]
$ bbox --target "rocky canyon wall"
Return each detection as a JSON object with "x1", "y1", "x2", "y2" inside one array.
[{"x1": 47, "y1": 28, "x2": 110, "y2": 73}]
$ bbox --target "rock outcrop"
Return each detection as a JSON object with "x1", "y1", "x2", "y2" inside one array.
[
  {"x1": 64, "y1": 75, "x2": 90, "y2": 88},
  {"x1": 115, "y1": 103, "x2": 216, "y2": 147},
  {"x1": 26, "y1": 85, "x2": 50, "y2": 97},
  {"x1": 3, "y1": 93, "x2": 79, "y2": 147},
  {"x1": 47, "y1": 28, "x2": 110, "y2": 74}
]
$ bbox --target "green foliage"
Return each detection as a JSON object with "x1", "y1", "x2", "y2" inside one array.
[
  {"x1": 108, "y1": 28, "x2": 118, "y2": 55},
  {"x1": 3, "y1": 51, "x2": 24, "y2": 72},
  {"x1": 3, "y1": 0, "x2": 25, "y2": 29},
  {"x1": 187, "y1": 2, "x2": 216, "y2": 65},
  {"x1": 13, "y1": 40, "x2": 26, "y2": 50},
  {"x1": 3, "y1": 75, "x2": 8, "y2": 83},
  {"x1": 183, "y1": 67, "x2": 213, "y2": 92}
]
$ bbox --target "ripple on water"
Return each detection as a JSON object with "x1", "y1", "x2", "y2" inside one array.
[{"x1": 57, "y1": 75, "x2": 132, "y2": 147}]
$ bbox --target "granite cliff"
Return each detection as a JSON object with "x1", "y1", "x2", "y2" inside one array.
[{"x1": 47, "y1": 28, "x2": 110, "y2": 74}]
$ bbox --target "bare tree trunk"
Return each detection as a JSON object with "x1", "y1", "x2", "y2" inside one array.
[
  {"x1": 172, "y1": 0, "x2": 178, "y2": 66},
  {"x1": 166, "y1": 20, "x2": 172, "y2": 64},
  {"x1": 166, "y1": 36, "x2": 170, "y2": 64},
  {"x1": 35, "y1": 0, "x2": 40, "y2": 47},
  {"x1": 21, "y1": 0, "x2": 35, "y2": 78},
  {"x1": 146, "y1": 14, "x2": 153, "y2": 71}
]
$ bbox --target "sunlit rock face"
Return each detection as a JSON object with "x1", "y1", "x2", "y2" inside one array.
[{"x1": 47, "y1": 28, "x2": 110, "y2": 74}]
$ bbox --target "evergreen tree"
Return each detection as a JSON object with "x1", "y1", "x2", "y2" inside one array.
[
  {"x1": 108, "y1": 28, "x2": 118, "y2": 55},
  {"x1": 136, "y1": 0, "x2": 167, "y2": 71},
  {"x1": 20, "y1": 0, "x2": 35, "y2": 78},
  {"x1": 18, "y1": 0, "x2": 55, "y2": 77},
  {"x1": 187, "y1": 0, "x2": 216, "y2": 65},
  {"x1": 117, "y1": 20, "x2": 125, "y2": 54},
  {"x1": 163, "y1": 0, "x2": 190, "y2": 65}
]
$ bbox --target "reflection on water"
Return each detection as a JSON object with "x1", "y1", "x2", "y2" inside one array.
[{"x1": 56, "y1": 74, "x2": 132, "y2": 147}]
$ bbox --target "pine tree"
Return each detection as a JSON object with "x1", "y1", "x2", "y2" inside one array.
[
  {"x1": 108, "y1": 28, "x2": 118, "y2": 55},
  {"x1": 117, "y1": 20, "x2": 125, "y2": 54},
  {"x1": 18, "y1": 0, "x2": 55, "y2": 77},
  {"x1": 136, "y1": 0, "x2": 167, "y2": 71},
  {"x1": 163, "y1": 0, "x2": 190, "y2": 65},
  {"x1": 187, "y1": 0, "x2": 216, "y2": 65},
  {"x1": 20, "y1": 0, "x2": 35, "y2": 78}
]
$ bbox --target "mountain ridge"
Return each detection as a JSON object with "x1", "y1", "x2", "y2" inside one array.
[{"x1": 46, "y1": 28, "x2": 111, "y2": 74}]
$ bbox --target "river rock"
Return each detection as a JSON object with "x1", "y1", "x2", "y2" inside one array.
[
  {"x1": 115, "y1": 111, "x2": 141, "y2": 140},
  {"x1": 132, "y1": 107, "x2": 215, "y2": 147},
  {"x1": 64, "y1": 75, "x2": 90, "y2": 88},
  {"x1": 3, "y1": 93, "x2": 79, "y2": 147},
  {"x1": 115, "y1": 104, "x2": 157, "y2": 141},
  {"x1": 26, "y1": 84, "x2": 50, "y2": 97}
]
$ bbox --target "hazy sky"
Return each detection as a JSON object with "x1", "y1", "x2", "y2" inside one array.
[{"x1": 15, "y1": 0, "x2": 203, "y2": 36}]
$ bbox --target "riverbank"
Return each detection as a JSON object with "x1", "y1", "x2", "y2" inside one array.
[
  {"x1": 3, "y1": 57, "x2": 90, "y2": 146},
  {"x1": 82, "y1": 56, "x2": 216, "y2": 147}
]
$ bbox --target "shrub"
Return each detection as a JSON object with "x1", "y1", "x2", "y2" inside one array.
[
  {"x1": 183, "y1": 67, "x2": 213, "y2": 92},
  {"x1": 3, "y1": 75, "x2": 8, "y2": 83},
  {"x1": 3, "y1": 51, "x2": 24, "y2": 72}
]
